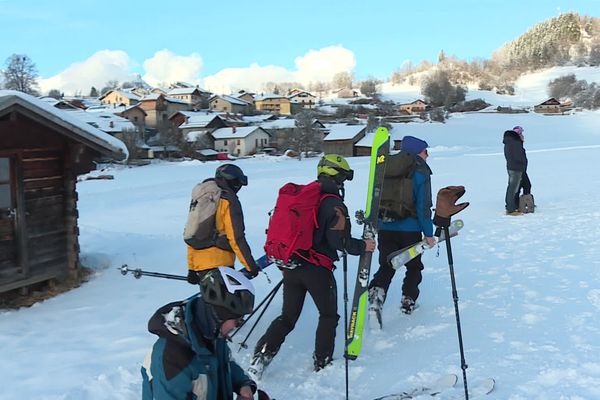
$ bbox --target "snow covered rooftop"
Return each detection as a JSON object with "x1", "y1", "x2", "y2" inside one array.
[
  {"x1": 211, "y1": 126, "x2": 266, "y2": 139},
  {"x1": 260, "y1": 118, "x2": 297, "y2": 129},
  {"x1": 323, "y1": 124, "x2": 366, "y2": 141},
  {"x1": 0, "y1": 90, "x2": 128, "y2": 161}
]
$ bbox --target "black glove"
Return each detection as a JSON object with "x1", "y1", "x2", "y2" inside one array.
[
  {"x1": 187, "y1": 270, "x2": 200, "y2": 284},
  {"x1": 433, "y1": 186, "x2": 470, "y2": 228},
  {"x1": 241, "y1": 268, "x2": 259, "y2": 280}
]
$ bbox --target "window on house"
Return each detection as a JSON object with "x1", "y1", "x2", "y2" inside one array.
[
  {"x1": 224, "y1": 140, "x2": 228, "y2": 145},
  {"x1": 237, "y1": 139, "x2": 240, "y2": 145},
  {"x1": 0, "y1": 158, "x2": 11, "y2": 209},
  {"x1": 134, "y1": 116, "x2": 138, "y2": 122}
]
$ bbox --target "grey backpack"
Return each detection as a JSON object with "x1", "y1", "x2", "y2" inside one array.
[
  {"x1": 183, "y1": 180, "x2": 222, "y2": 249},
  {"x1": 518, "y1": 194, "x2": 535, "y2": 213}
]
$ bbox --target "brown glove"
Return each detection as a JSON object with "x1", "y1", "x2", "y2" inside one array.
[{"x1": 433, "y1": 186, "x2": 469, "y2": 227}]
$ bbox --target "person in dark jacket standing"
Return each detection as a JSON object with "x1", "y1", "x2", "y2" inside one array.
[
  {"x1": 368, "y1": 136, "x2": 434, "y2": 319},
  {"x1": 503, "y1": 126, "x2": 528, "y2": 215},
  {"x1": 141, "y1": 267, "x2": 257, "y2": 400},
  {"x1": 248, "y1": 154, "x2": 376, "y2": 378},
  {"x1": 186, "y1": 164, "x2": 260, "y2": 284}
]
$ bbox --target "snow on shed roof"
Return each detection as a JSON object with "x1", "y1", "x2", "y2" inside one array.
[
  {"x1": 0, "y1": 90, "x2": 128, "y2": 161},
  {"x1": 323, "y1": 124, "x2": 366, "y2": 141},
  {"x1": 260, "y1": 118, "x2": 297, "y2": 129}
]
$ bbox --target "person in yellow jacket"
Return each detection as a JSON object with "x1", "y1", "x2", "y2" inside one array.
[{"x1": 187, "y1": 164, "x2": 259, "y2": 284}]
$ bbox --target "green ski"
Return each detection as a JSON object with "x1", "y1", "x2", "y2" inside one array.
[{"x1": 346, "y1": 126, "x2": 390, "y2": 360}]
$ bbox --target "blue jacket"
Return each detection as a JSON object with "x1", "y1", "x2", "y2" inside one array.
[
  {"x1": 141, "y1": 295, "x2": 255, "y2": 400},
  {"x1": 379, "y1": 155, "x2": 433, "y2": 237}
]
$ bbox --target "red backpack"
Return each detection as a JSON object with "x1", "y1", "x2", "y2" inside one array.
[{"x1": 264, "y1": 181, "x2": 339, "y2": 270}]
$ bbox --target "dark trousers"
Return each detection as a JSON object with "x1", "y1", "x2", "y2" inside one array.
[
  {"x1": 505, "y1": 170, "x2": 523, "y2": 212},
  {"x1": 255, "y1": 263, "x2": 339, "y2": 362},
  {"x1": 513, "y1": 171, "x2": 532, "y2": 207},
  {"x1": 369, "y1": 230, "x2": 424, "y2": 301}
]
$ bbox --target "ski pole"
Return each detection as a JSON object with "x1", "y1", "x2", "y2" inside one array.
[
  {"x1": 442, "y1": 225, "x2": 469, "y2": 399},
  {"x1": 119, "y1": 265, "x2": 187, "y2": 281},
  {"x1": 232, "y1": 279, "x2": 283, "y2": 349},
  {"x1": 231, "y1": 278, "x2": 282, "y2": 337},
  {"x1": 342, "y1": 249, "x2": 350, "y2": 400}
]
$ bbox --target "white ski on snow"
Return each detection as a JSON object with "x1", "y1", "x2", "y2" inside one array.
[{"x1": 372, "y1": 373, "x2": 458, "y2": 399}]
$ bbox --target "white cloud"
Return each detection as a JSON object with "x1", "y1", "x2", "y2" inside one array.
[
  {"x1": 38, "y1": 46, "x2": 355, "y2": 96},
  {"x1": 293, "y1": 45, "x2": 356, "y2": 84},
  {"x1": 203, "y1": 63, "x2": 293, "y2": 94},
  {"x1": 38, "y1": 50, "x2": 136, "y2": 95},
  {"x1": 203, "y1": 45, "x2": 356, "y2": 94},
  {"x1": 142, "y1": 50, "x2": 203, "y2": 88}
]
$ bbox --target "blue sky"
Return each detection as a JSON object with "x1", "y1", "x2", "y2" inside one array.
[{"x1": 1, "y1": 0, "x2": 599, "y2": 94}]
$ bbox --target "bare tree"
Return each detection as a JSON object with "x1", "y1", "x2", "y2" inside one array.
[
  {"x1": 101, "y1": 80, "x2": 119, "y2": 95},
  {"x1": 47, "y1": 89, "x2": 62, "y2": 99},
  {"x1": 360, "y1": 77, "x2": 381, "y2": 98},
  {"x1": 1, "y1": 54, "x2": 39, "y2": 95},
  {"x1": 332, "y1": 71, "x2": 353, "y2": 90},
  {"x1": 291, "y1": 110, "x2": 321, "y2": 160}
]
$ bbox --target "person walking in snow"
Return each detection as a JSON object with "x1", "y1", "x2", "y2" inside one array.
[
  {"x1": 141, "y1": 267, "x2": 257, "y2": 400},
  {"x1": 503, "y1": 126, "x2": 528, "y2": 215},
  {"x1": 186, "y1": 164, "x2": 260, "y2": 284},
  {"x1": 368, "y1": 136, "x2": 435, "y2": 318},
  {"x1": 249, "y1": 154, "x2": 376, "y2": 377}
]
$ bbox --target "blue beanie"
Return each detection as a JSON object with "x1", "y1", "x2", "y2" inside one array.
[{"x1": 401, "y1": 136, "x2": 428, "y2": 155}]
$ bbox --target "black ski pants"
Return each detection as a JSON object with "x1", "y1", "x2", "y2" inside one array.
[
  {"x1": 254, "y1": 262, "x2": 339, "y2": 363},
  {"x1": 369, "y1": 230, "x2": 424, "y2": 302}
]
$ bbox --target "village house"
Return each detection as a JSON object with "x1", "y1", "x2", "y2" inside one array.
[
  {"x1": 138, "y1": 94, "x2": 191, "y2": 128},
  {"x1": 399, "y1": 99, "x2": 428, "y2": 114},
  {"x1": 233, "y1": 90, "x2": 255, "y2": 104},
  {"x1": 171, "y1": 111, "x2": 228, "y2": 138},
  {"x1": 208, "y1": 95, "x2": 252, "y2": 114},
  {"x1": 287, "y1": 90, "x2": 317, "y2": 109},
  {"x1": 0, "y1": 90, "x2": 127, "y2": 294},
  {"x1": 335, "y1": 88, "x2": 359, "y2": 98},
  {"x1": 99, "y1": 90, "x2": 141, "y2": 107},
  {"x1": 212, "y1": 126, "x2": 271, "y2": 156},
  {"x1": 115, "y1": 104, "x2": 147, "y2": 129},
  {"x1": 167, "y1": 87, "x2": 210, "y2": 108},
  {"x1": 322, "y1": 124, "x2": 367, "y2": 156},
  {"x1": 534, "y1": 98, "x2": 562, "y2": 113},
  {"x1": 254, "y1": 94, "x2": 300, "y2": 115}
]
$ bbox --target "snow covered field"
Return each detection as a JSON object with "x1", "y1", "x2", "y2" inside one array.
[{"x1": 2, "y1": 69, "x2": 600, "y2": 399}]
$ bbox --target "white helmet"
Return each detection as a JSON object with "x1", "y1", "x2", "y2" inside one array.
[{"x1": 199, "y1": 267, "x2": 255, "y2": 318}]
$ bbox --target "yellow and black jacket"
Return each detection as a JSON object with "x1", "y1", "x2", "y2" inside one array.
[{"x1": 187, "y1": 180, "x2": 257, "y2": 273}]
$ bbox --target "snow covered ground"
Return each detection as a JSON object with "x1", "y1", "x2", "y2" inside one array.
[{"x1": 2, "y1": 68, "x2": 600, "y2": 399}]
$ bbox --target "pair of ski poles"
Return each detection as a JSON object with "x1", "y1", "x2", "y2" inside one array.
[{"x1": 119, "y1": 264, "x2": 282, "y2": 349}]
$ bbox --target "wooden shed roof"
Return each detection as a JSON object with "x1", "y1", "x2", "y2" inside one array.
[{"x1": 0, "y1": 90, "x2": 128, "y2": 161}]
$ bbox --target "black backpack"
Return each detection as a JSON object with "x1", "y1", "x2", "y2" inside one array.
[{"x1": 379, "y1": 151, "x2": 417, "y2": 220}]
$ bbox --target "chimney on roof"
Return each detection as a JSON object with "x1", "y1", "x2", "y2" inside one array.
[{"x1": 232, "y1": 126, "x2": 236, "y2": 133}]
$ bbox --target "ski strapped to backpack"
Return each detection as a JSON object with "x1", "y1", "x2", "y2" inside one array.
[
  {"x1": 264, "y1": 181, "x2": 339, "y2": 269},
  {"x1": 183, "y1": 179, "x2": 224, "y2": 249},
  {"x1": 379, "y1": 151, "x2": 418, "y2": 221}
]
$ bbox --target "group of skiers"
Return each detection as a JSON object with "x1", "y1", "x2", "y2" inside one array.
[{"x1": 140, "y1": 133, "x2": 475, "y2": 399}]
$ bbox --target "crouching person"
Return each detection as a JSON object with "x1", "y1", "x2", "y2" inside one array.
[{"x1": 142, "y1": 267, "x2": 257, "y2": 400}]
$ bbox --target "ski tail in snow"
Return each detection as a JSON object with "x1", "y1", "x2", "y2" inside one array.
[{"x1": 345, "y1": 127, "x2": 390, "y2": 360}]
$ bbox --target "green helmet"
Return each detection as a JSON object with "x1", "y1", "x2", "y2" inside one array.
[{"x1": 317, "y1": 154, "x2": 354, "y2": 182}]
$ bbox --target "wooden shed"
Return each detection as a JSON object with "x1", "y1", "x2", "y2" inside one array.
[{"x1": 0, "y1": 91, "x2": 128, "y2": 294}]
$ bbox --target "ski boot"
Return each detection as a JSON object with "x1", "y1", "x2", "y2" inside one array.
[
  {"x1": 400, "y1": 295, "x2": 416, "y2": 315},
  {"x1": 313, "y1": 354, "x2": 333, "y2": 372},
  {"x1": 247, "y1": 348, "x2": 273, "y2": 380}
]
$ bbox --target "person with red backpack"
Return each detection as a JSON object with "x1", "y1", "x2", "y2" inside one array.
[{"x1": 248, "y1": 154, "x2": 376, "y2": 378}]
